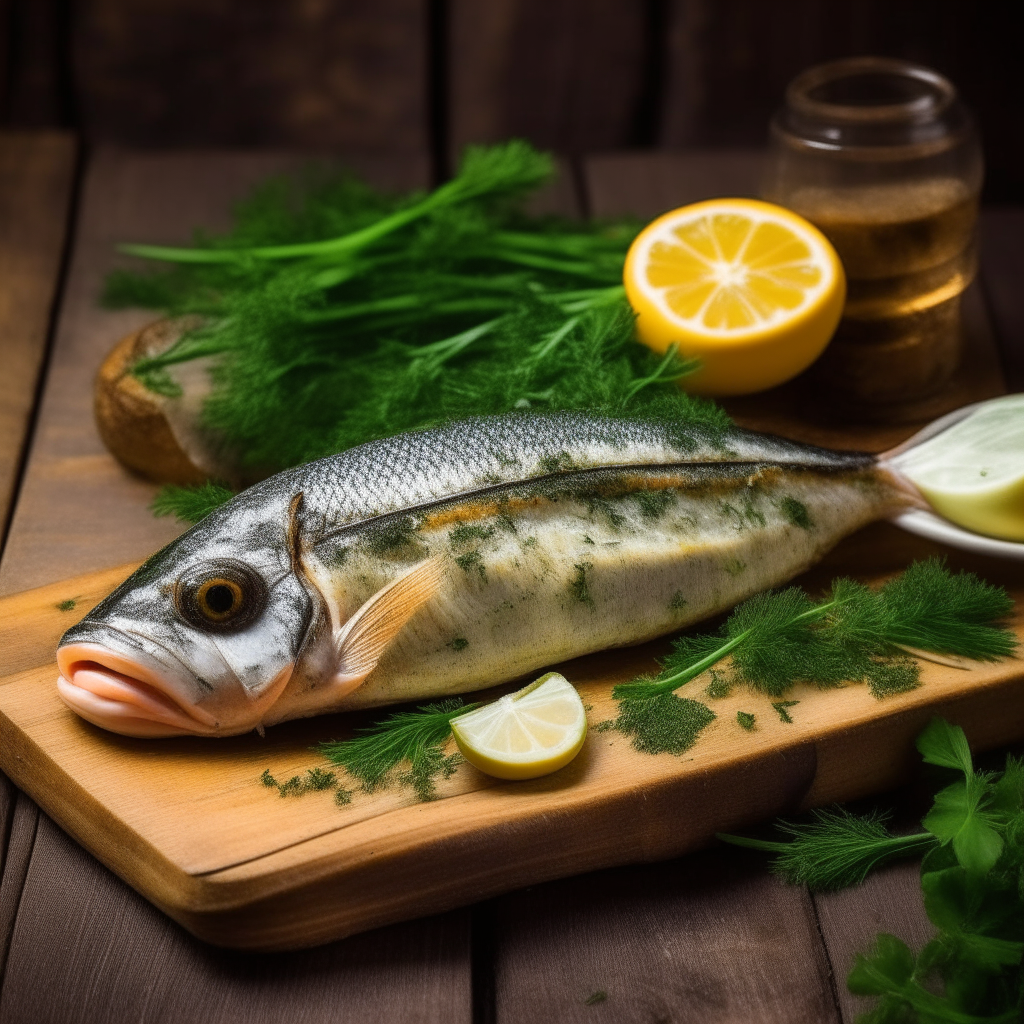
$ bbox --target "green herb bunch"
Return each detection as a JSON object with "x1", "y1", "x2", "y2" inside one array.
[
  {"x1": 608, "y1": 560, "x2": 1016, "y2": 756},
  {"x1": 722, "y1": 718, "x2": 1024, "y2": 1023},
  {"x1": 105, "y1": 140, "x2": 727, "y2": 499}
]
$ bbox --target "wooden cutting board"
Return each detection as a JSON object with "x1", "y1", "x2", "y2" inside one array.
[{"x1": 0, "y1": 521, "x2": 1022, "y2": 952}]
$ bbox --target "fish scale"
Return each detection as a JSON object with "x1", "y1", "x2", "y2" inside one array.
[{"x1": 215, "y1": 412, "x2": 872, "y2": 544}]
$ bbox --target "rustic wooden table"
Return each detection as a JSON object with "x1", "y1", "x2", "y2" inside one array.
[{"x1": 0, "y1": 131, "x2": 1021, "y2": 1024}]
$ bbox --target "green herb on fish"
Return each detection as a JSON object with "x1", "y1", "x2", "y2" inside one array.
[
  {"x1": 720, "y1": 718, "x2": 1024, "y2": 1023},
  {"x1": 613, "y1": 560, "x2": 1015, "y2": 709},
  {"x1": 105, "y1": 140, "x2": 728, "y2": 501},
  {"x1": 779, "y1": 495, "x2": 813, "y2": 530},
  {"x1": 319, "y1": 698, "x2": 479, "y2": 800}
]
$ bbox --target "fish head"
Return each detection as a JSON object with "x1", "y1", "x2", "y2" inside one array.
[{"x1": 56, "y1": 491, "x2": 319, "y2": 737}]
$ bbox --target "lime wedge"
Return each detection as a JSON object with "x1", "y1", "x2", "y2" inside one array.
[
  {"x1": 893, "y1": 394, "x2": 1024, "y2": 541},
  {"x1": 451, "y1": 672, "x2": 588, "y2": 780}
]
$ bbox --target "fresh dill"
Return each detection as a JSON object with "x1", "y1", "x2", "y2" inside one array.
[
  {"x1": 259, "y1": 766, "x2": 345, "y2": 802},
  {"x1": 613, "y1": 559, "x2": 1015, "y2": 711},
  {"x1": 319, "y1": 698, "x2": 478, "y2": 801},
  {"x1": 772, "y1": 700, "x2": 799, "y2": 724},
  {"x1": 737, "y1": 711, "x2": 756, "y2": 731},
  {"x1": 151, "y1": 481, "x2": 235, "y2": 523},
  {"x1": 720, "y1": 718, "x2": 1024, "y2": 1022},
  {"x1": 104, "y1": 139, "x2": 729, "y2": 506}
]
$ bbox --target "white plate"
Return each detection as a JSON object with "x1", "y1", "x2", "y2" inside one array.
[
  {"x1": 891, "y1": 510, "x2": 1024, "y2": 560},
  {"x1": 884, "y1": 395, "x2": 1024, "y2": 560}
]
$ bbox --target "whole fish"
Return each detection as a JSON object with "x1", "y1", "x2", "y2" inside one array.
[{"x1": 56, "y1": 412, "x2": 919, "y2": 737}]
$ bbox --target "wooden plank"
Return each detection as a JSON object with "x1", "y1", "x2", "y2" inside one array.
[
  {"x1": 72, "y1": 0, "x2": 428, "y2": 153},
  {"x1": 813, "y1": 859, "x2": 935, "y2": 1023},
  {"x1": 0, "y1": 812, "x2": 471, "y2": 1024},
  {"x1": 0, "y1": 131, "x2": 76, "y2": 542},
  {"x1": 447, "y1": 0, "x2": 648, "y2": 161},
  {"x1": 490, "y1": 850, "x2": 838, "y2": 1023},
  {"x1": 980, "y1": 208, "x2": 1024, "y2": 391},
  {"x1": 1, "y1": 527, "x2": 1022, "y2": 950},
  {"x1": 0, "y1": 147, "x2": 430, "y2": 597}
]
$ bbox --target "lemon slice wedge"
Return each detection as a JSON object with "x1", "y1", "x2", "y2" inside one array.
[
  {"x1": 451, "y1": 672, "x2": 587, "y2": 780},
  {"x1": 891, "y1": 394, "x2": 1024, "y2": 542},
  {"x1": 624, "y1": 198, "x2": 845, "y2": 396}
]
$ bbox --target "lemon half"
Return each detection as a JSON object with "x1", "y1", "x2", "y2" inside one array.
[
  {"x1": 891, "y1": 394, "x2": 1024, "y2": 542},
  {"x1": 451, "y1": 672, "x2": 587, "y2": 780},
  {"x1": 624, "y1": 198, "x2": 845, "y2": 395}
]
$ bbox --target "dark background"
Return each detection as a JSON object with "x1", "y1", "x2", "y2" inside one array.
[{"x1": 1, "y1": 0, "x2": 1020, "y2": 201}]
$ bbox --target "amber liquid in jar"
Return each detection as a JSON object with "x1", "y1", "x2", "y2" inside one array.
[{"x1": 765, "y1": 59, "x2": 983, "y2": 419}]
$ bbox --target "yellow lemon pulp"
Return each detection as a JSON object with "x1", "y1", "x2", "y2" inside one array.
[
  {"x1": 624, "y1": 198, "x2": 845, "y2": 395},
  {"x1": 450, "y1": 672, "x2": 587, "y2": 781},
  {"x1": 891, "y1": 394, "x2": 1024, "y2": 542}
]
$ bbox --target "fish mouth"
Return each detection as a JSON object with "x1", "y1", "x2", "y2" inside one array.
[{"x1": 57, "y1": 642, "x2": 222, "y2": 738}]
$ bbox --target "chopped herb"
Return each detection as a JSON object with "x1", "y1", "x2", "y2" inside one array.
[
  {"x1": 669, "y1": 589, "x2": 687, "y2": 612},
  {"x1": 334, "y1": 787, "x2": 353, "y2": 807},
  {"x1": 367, "y1": 517, "x2": 418, "y2": 555},
  {"x1": 772, "y1": 700, "x2": 799, "y2": 724},
  {"x1": 610, "y1": 693, "x2": 716, "y2": 755},
  {"x1": 260, "y1": 768, "x2": 277, "y2": 788},
  {"x1": 277, "y1": 775, "x2": 305, "y2": 797},
  {"x1": 737, "y1": 711, "x2": 756, "y2": 731},
  {"x1": 447, "y1": 637, "x2": 469, "y2": 652},
  {"x1": 630, "y1": 488, "x2": 674, "y2": 519},
  {"x1": 259, "y1": 766, "x2": 340, "y2": 798},
  {"x1": 455, "y1": 549, "x2": 487, "y2": 581},
  {"x1": 703, "y1": 669, "x2": 732, "y2": 699},
  {"x1": 449, "y1": 523, "x2": 495, "y2": 548},
  {"x1": 780, "y1": 495, "x2": 812, "y2": 530},
  {"x1": 570, "y1": 561, "x2": 595, "y2": 609},
  {"x1": 55, "y1": 598, "x2": 77, "y2": 612}
]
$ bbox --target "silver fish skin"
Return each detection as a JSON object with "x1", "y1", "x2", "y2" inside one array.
[{"x1": 55, "y1": 412, "x2": 914, "y2": 737}]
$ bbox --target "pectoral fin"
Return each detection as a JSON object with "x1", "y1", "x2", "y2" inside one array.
[{"x1": 331, "y1": 556, "x2": 445, "y2": 697}]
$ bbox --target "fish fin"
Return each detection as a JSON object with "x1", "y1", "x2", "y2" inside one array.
[{"x1": 332, "y1": 556, "x2": 445, "y2": 695}]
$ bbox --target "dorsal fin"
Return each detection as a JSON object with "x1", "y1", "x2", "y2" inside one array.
[{"x1": 331, "y1": 556, "x2": 446, "y2": 697}]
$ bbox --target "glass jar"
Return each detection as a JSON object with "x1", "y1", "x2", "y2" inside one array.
[{"x1": 762, "y1": 57, "x2": 983, "y2": 420}]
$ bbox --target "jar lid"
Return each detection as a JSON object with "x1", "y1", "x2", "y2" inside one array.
[{"x1": 775, "y1": 57, "x2": 974, "y2": 157}]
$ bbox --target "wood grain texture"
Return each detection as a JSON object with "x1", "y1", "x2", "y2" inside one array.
[
  {"x1": 0, "y1": 148, "x2": 429, "y2": 597},
  {"x1": 813, "y1": 859, "x2": 936, "y2": 1024},
  {"x1": 71, "y1": 0, "x2": 429, "y2": 152},
  {"x1": 980, "y1": 208, "x2": 1024, "y2": 391},
  {"x1": 490, "y1": 850, "x2": 839, "y2": 1023},
  {"x1": 447, "y1": 0, "x2": 648, "y2": 160},
  {"x1": 0, "y1": 812, "x2": 470, "y2": 1024},
  {"x1": 0, "y1": 131, "x2": 76, "y2": 541},
  {"x1": 0, "y1": 526, "x2": 1021, "y2": 950}
]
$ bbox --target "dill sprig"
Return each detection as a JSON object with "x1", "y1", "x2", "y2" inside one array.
[
  {"x1": 720, "y1": 808, "x2": 935, "y2": 889},
  {"x1": 721, "y1": 718, "x2": 1024, "y2": 1023},
  {"x1": 614, "y1": 559, "x2": 1016, "y2": 706},
  {"x1": 104, "y1": 139, "x2": 729, "y2": 495},
  {"x1": 319, "y1": 698, "x2": 477, "y2": 802}
]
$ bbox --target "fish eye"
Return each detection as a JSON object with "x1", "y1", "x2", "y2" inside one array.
[{"x1": 174, "y1": 560, "x2": 267, "y2": 633}]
